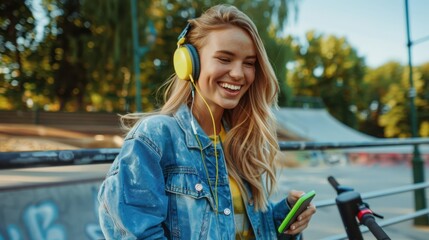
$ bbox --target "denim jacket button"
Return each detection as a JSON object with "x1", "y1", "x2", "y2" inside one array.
[
  {"x1": 223, "y1": 208, "x2": 231, "y2": 216},
  {"x1": 195, "y1": 183, "x2": 203, "y2": 192}
]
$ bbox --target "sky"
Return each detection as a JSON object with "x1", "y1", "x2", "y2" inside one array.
[{"x1": 283, "y1": 0, "x2": 429, "y2": 68}]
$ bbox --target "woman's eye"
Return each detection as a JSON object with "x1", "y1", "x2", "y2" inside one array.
[
  {"x1": 217, "y1": 57, "x2": 230, "y2": 63},
  {"x1": 244, "y1": 61, "x2": 255, "y2": 67}
]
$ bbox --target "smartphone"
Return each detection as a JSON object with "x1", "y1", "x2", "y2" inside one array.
[{"x1": 278, "y1": 190, "x2": 316, "y2": 233}]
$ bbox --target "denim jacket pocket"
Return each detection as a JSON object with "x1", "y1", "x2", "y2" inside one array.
[
  {"x1": 164, "y1": 166, "x2": 216, "y2": 209},
  {"x1": 164, "y1": 166, "x2": 218, "y2": 239}
]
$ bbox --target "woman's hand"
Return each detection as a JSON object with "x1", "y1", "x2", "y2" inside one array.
[{"x1": 283, "y1": 190, "x2": 317, "y2": 235}]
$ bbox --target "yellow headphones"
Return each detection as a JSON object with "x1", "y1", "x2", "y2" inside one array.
[{"x1": 173, "y1": 23, "x2": 200, "y2": 81}]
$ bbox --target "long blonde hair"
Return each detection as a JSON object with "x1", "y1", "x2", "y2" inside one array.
[{"x1": 123, "y1": 4, "x2": 280, "y2": 211}]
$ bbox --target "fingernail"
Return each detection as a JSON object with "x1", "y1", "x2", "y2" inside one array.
[
  {"x1": 298, "y1": 216, "x2": 302, "y2": 221},
  {"x1": 291, "y1": 225, "x2": 296, "y2": 230}
]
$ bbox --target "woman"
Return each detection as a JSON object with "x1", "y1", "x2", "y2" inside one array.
[{"x1": 98, "y1": 4, "x2": 316, "y2": 239}]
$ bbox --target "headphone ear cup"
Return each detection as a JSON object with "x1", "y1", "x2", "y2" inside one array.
[
  {"x1": 173, "y1": 44, "x2": 200, "y2": 81},
  {"x1": 185, "y1": 44, "x2": 200, "y2": 81}
]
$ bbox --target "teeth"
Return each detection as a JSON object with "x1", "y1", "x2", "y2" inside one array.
[{"x1": 220, "y1": 83, "x2": 241, "y2": 91}]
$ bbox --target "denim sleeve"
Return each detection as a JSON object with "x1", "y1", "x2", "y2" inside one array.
[
  {"x1": 98, "y1": 135, "x2": 168, "y2": 239},
  {"x1": 272, "y1": 199, "x2": 302, "y2": 240}
]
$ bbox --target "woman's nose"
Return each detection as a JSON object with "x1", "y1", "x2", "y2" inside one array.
[{"x1": 229, "y1": 62, "x2": 244, "y2": 80}]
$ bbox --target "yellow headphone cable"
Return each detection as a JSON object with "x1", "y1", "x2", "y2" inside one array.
[{"x1": 189, "y1": 74, "x2": 219, "y2": 214}]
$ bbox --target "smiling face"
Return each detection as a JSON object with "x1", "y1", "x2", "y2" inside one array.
[{"x1": 194, "y1": 25, "x2": 256, "y2": 117}]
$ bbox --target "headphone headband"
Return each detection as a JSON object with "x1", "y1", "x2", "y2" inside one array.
[{"x1": 177, "y1": 23, "x2": 191, "y2": 41}]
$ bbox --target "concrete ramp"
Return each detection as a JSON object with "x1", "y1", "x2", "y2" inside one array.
[
  {"x1": 273, "y1": 108, "x2": 375, "y2": 142},
  {"x1": 273, "y1": 108, "x2": 429, "y2": 158}
]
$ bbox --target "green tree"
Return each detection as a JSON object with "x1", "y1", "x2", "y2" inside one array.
[
  {"x1": 417, "y1": 63, "x2": 429, "y2": 137},
  {"x1": 1, "y1": 0, "x2": 297, "y2": 112},
  {"x1": 0, "y1": 0, "x2": 36, "y2": 110},
  {"x1": 287, "y1": 31, "x2": 366, "y2": 128},
  {"x1": 359, "y1": 61, "x2": 403, "y2": 137},
  {"x1": 379, "y1": 65, "x2": 426, "y2": 138}
]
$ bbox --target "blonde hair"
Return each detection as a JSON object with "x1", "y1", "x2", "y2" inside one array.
[{"x1": 122, "y1": 4, "x2": 280, "y2": 211}]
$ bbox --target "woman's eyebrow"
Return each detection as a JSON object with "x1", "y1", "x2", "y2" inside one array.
[
  {"x1": 215, "y1": 50, "x2": 256, "y2": 59},
  {"x1": 215, "y1": 50, "x2": 235, "y2": 56}
]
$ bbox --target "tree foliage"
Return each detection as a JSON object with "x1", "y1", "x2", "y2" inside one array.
[
  {"x1": 0, "y1": 0, "x2": 36, "y2": 110},
  {"x1": 360, "y1": 61, "x2": 403, "y2": 137},
  {"x1": 378, "y1": 63, "x2": 429, "y2": 137},
  {"x1": 0, "y1": 0, "x2": 297, "y2": 112},
  {"x1": 417, "y1": 63, "x2": 429, "y2": 137},
  {"x1": 287, "y1": 31, "x2": 366, "y2": 128}
]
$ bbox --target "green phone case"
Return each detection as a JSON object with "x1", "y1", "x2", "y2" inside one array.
[{"x1": 278, "y1": 190, "x2": 316, "y2": 233}]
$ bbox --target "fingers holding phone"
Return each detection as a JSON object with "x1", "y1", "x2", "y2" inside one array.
[
  {"x1": 285, "y1": 202, "x2": 316, "y2": 235},
  {"x1": 279, "y1": 190, "x2": 317, "y2": 235}
]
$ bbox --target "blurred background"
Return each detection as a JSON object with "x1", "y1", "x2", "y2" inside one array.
[{"x1": 1, "y1": 0, "x2": 429, "y2": 239}]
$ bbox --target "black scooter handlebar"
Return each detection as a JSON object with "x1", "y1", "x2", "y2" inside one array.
[
  {"x1": 328, "y1": 176, "x2": 340, "y2": 189},
  {"x1": 360, "y1": 215, "x2": 391, "y2": 240}
]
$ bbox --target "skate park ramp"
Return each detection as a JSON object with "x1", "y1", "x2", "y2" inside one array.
[
  {"x1": 273, "y1": 107, "x2": 375, "y2": 142},
  {"x1": 273, "y1": 108, "x2": 429, "y2": 154}
]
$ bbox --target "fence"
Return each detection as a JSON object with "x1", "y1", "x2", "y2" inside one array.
[{"x1": 0, "y1": 138, "x2": 428, "y2": 239}]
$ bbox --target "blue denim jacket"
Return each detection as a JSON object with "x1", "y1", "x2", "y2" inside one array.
[{"x1": 98, "y1": 105, "x2": 300, "y2": 239}]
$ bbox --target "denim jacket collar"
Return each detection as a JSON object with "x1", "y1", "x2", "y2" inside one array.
[{"x1": 174, "y1": 104, "x2": 215, "y2": 151}]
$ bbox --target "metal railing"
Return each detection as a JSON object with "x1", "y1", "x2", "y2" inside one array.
[
  {"x1": 2, "y1": 138, "x2": 428, "y2": 168},
  {"x1": 0, "y1": 148, "x2": 119, "y2": 169}
]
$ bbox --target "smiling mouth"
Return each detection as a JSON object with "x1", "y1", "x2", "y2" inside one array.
[{"x1": 220, "y1": 82, "x2": 241, "y2": 91}]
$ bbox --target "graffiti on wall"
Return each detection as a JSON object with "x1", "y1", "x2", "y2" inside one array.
[{"x1": 0, "y1": 187, "x2": 103, "y2": 240}]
